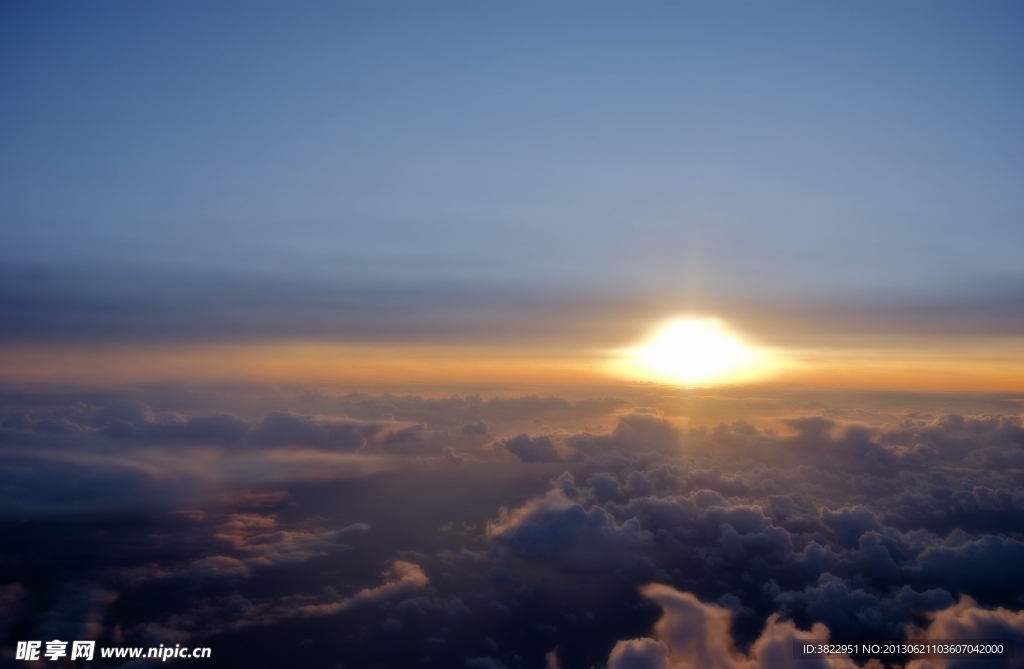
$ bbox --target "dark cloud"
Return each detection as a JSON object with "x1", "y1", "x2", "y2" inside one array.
[
  {"x1": 913, "y1": 536, "x2": 1024, "y2": 600},
  {"x1": 500, "y1": 434, "x2": 561, "y2": 463},
  {"x1": 33, "y1": 581, "x2": 117, "y2": 642},
  {"x1": 462, "y1": 421, "x2": 490, "y2": 437},
  {"x1": 0, "y1": 584, "x2": 26, "y2": 642}
]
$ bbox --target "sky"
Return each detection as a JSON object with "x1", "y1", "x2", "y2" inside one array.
[
  {"x1": 2, "y1": 3, "x2": 1024, "y2": 669},
  {"x1": 2, "y1": 0, "x2": 1023, "y2": 388}
]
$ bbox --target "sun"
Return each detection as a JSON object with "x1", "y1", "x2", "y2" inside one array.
[{"x1": 619, "y1": 317, "x2": 761, "y2": 385}]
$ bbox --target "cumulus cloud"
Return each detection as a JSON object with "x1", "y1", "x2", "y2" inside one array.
[
  {"x1": 905, "y1": 596, "x2": 1024, "y2": 669},
  {"x1": 489, "y1": 498, "x2": 650, "y2": 569},
  {"x1": 608, "y1": 637, "x2": 671, "y2": 669},
  {"x1": 608, "y1": 585, "x2": 868, "y2": 669},
  {"x1": 500, "y1": 433, "x2": 561, "y2": 462}
]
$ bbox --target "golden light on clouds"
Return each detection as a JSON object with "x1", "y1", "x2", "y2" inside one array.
[{"x1": 610, "y1": 316, "x2": 782, "y2": 386}]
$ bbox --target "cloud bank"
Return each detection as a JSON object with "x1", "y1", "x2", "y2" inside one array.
[{"x1": 1, "y1": 385, "x2": 1022, "y2": 667}]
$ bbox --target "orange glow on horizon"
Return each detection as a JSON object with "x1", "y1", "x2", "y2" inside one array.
[
  {"x1": 0, "y1": 338, "x2": 1022, "y2": 392},
  {"x1": 0, "y1": 342, "x2": 610, "y2": 386}
]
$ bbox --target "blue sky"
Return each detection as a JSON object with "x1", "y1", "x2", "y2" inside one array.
[{"x1": 1, "y1": 1, "x2": 1022, "y2": 348}]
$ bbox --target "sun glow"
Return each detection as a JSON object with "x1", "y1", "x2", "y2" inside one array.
[{"x1": 618, "y1": 317, "x2": 766, "y2": 385}]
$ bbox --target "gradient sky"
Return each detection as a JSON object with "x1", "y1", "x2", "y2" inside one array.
[{"x1": 1, "y1": 1, "x2": 1023, "y2": 386}]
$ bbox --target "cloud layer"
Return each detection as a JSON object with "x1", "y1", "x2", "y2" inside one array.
[{"x1": 1, "y1": 384, "x2": 1022, "y2": 667}]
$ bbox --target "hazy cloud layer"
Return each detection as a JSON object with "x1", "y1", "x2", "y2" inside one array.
[{"x1": 4, "y1": 266, "x2": 1024, "y2": 352}]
